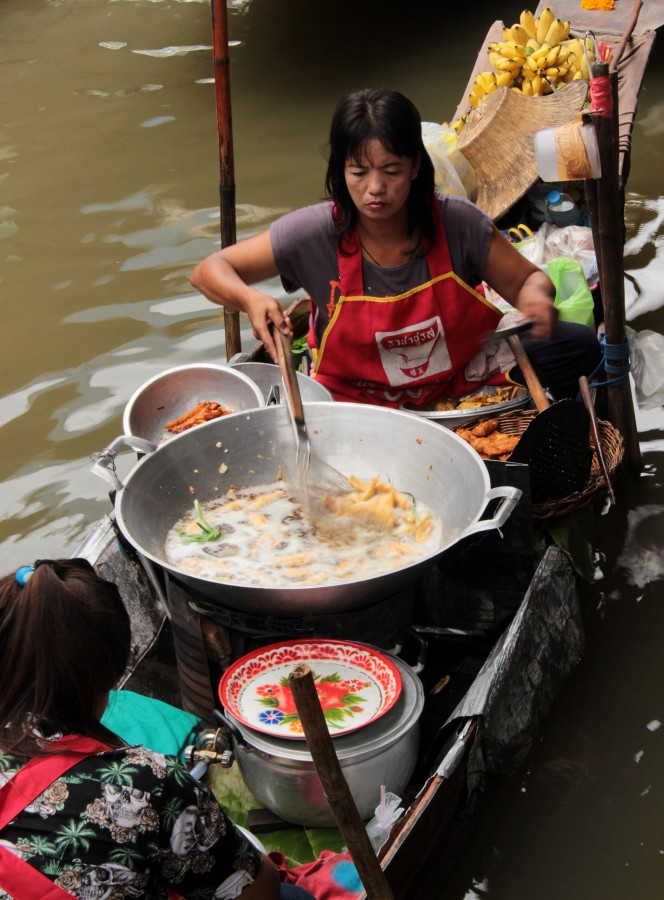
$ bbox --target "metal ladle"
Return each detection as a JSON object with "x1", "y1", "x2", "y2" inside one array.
[{"x1": 273, "y1": 329, "x2": 351, "y2": 508}]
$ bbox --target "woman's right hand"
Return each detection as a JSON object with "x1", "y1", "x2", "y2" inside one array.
[
  {"x1": 191, "y1": 230, "x2": 291, "y2": 362},
  {"x1": 245, "y1": 291, "x2": 293, "y2": 362}
]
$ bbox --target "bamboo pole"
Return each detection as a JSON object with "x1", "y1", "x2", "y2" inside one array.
[
  {"x1": 587, "y1": 61, "x2": 641, "y2": 473},
  {"x1": 210, "y1": 0, "x2": 242, "y2": 360},
  {"x1": 611, "y1": 0, "x2": 644, "y2": 71},
  {"x1": 289, "y1": 663, "x2": 395, "y2": 900}
]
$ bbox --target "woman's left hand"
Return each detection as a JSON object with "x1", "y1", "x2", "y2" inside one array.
[{"x1": 512, "y1": 271, "x2": 559, "y2": 339}]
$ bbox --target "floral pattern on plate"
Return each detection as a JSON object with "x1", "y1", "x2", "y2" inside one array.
[{"x1": 219, "y1": 639, "x2": 402, "y2": 739}]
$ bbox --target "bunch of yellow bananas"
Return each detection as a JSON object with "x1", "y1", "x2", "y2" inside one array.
[
  {"x1": 467, "y1": 70, "x2": 500, "y2": 109},
  {"x1": 468, "y1": 7, "x2": 594, "y2": 109}
]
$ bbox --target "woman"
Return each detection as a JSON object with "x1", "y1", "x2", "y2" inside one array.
[
  {"x1": 0, "y1": 559, "x2": 290, "y2": 899},
  {"x1": 191, "y1": 88, "x2": 601, "y2": 405}
]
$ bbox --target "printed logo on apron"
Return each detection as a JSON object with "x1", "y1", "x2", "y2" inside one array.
[{"x1": 376, "y1": 315, "x2": 450, "y2": 385}]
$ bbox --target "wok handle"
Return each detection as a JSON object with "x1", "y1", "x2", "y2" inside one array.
[
  {"x1": 90, "y1": 434, "x2": 157, "y2": 492},
  {"x1": 457, "y1": 485, "x2": 522, "y2": 540}
]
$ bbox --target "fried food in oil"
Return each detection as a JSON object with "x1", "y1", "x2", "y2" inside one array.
[
  {"x1": 165, "y1": 401, "x2": 232, "y2": 434},
  {"x1": 322, "y1": 475, "x2": 436, "y2": 540}
]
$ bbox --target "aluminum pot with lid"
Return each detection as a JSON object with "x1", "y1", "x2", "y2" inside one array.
[{"x1": 221, "y1": 652, "x2": 424, "y2": 827}]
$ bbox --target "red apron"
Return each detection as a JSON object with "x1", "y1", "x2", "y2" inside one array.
[
  {"x1": 0, "y1": 734, "x2": 110, "y2": 899},
  {"x1": 312, "y1": 202, "x2": 503, "y2": 407}
]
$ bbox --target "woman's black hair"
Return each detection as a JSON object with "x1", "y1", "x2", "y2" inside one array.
[
  {"x1": 324, "y1": 88, "x2": 437, "y2": 252},
  {"x1": 0, "y1": 558, "x2": 131, "y2": 755}
]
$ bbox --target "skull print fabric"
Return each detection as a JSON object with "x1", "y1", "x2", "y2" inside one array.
[{"x1": 0, "y1": 723, "x2": 263, "y2": 899}]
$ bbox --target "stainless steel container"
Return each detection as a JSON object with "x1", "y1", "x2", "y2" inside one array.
[
  {"x1": 223, "y1": 653, "x2": 424, "y2": 826},
  {"x1": 122, "y1": 363, "x2": 264, "y2": 443},
  {"x1": 230, "y1": 361, "x2": 334, "y2": 404}
]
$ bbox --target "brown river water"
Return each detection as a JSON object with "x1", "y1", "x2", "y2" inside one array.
[{"x1": 1, "y1": 1, "x2": 662, "y2": 896}]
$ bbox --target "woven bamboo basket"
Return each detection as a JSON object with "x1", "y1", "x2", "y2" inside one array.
[{"x1": 456, "y1": 409, "x2": 625, "y2": 521}]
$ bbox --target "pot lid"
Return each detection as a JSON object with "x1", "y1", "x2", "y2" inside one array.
[
  {"x1": 219, "y1": 639, "x2": 403, "y2": 740},
  {"x1": 224, "y1": 652, "x2": 424, "y2": 763}
]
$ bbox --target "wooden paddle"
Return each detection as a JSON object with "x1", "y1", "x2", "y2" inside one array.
[
  {"x1": 289, "y1": 663, "x2": 395, "y2": 900},
  {"x1": 507, "y1": 335, "x2": 593, "y2": 503}
]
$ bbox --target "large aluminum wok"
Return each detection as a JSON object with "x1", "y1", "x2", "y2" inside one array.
[{"x1": 92, "y1": 402, "x2": 521, "y2": 615}]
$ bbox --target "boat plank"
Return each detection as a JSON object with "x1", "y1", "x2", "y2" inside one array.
[
  {"x1": 534, "y1": 0, "x2": 664, "y2": 36},
  {"x1": 370, "y1": 722, "x2": 477, "y2": 899}
]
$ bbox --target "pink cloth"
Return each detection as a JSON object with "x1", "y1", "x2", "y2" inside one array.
[{"x1": 270, "y1": 850, "x2": 364, "y2": 899}]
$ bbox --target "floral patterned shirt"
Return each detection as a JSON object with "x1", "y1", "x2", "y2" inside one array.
[{"x1": 0, "y1": 726, "x2": 263, "y2": 899}]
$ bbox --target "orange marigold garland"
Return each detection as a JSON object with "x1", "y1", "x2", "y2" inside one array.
[{"x1": 581, "y1": 0, "x2": 615, "y2": 10}]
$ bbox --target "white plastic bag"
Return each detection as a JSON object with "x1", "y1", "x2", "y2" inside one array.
[
  {"x1": 627, "y1": 326, "x2": 664, "y2": 409},
  {"x1": 364, "y1": 789, "x2": 404, "y2": 853},
  {"x1": 511, "y1": 221, "x2": 598, "y2": 286},
  {"x1": 508, "y1": 224, "x2": 547, "y2": 266},
  {"x1": 543, "y1": 223, "x2": 598, "y2": 285},
  {"x1": 422, "y1": 122, "x2": 477, "y2": 200}
]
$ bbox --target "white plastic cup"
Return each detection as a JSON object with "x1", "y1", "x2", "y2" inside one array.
[
  {"x1": 534, "y1": 129, "x2": 560, "y2": 182},
  {"x1": 535, "y1": 122, "x2": 601, "y2": 182}
]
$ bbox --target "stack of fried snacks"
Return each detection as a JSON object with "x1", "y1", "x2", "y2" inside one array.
[
  {"x1": 434, "y1": 385, "x2": 521, "y2": 412},
  {"x1": 455, "y1": 418, "x2": 519, "y2": 461},
  {"x1": 164, "y1": 401, "x2": 232, "y2": 434}
]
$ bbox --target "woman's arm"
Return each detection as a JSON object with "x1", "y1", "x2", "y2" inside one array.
[
  {"x1": 239, "y1": 854, "x2": 281, "y2": 899},
  {"x1": 191, "y1": 230, "x2": 292, "y2": 361},
  {"x1": 478, "y1": 226, "x2": 558, "y2": 340}
]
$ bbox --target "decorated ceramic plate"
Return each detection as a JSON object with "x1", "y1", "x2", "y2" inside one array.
[{"x1": 218, "y1": 639, "x2": 403, "y2": 739}]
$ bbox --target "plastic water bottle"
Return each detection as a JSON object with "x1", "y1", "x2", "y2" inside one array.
[{"x1": 545, "y1": 190, "x2": 584, "y2": 227}]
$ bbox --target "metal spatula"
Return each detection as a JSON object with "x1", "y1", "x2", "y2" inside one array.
[
  {"x1": 507, "y1": 335, "x2": 593, "y2": 504},
  {"x1": 274, "y1": 331, "x2": 399, "y2": 533},
  {"x1": 274, "y1": 329, "x2": 351, "y2": 502},
  {"x1": 274, "y1": 328, "x2": 311, "y2": 483}
]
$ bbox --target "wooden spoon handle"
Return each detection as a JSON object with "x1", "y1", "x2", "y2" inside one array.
[
  {"x1": 274, "y1": 328, "x2": 305, "y2": 425},
  {"x1": 507, "y1": 334, "x2": 551, "y2": 412}
]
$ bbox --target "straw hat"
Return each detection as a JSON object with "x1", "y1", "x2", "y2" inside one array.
[{"x1": 456, "y1": 80, "x2": 589, "y2": 221}]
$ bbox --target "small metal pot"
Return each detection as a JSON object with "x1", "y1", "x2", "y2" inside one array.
[
  {"x1": 230, "y1": 361, "x2": 334, "y2": 404},
  {"x1": 122, "y1": 363, "x2": 264, "y2": 444},
  {"x1": 222, "y1": 653, "x2": 424, "y2": 827}
]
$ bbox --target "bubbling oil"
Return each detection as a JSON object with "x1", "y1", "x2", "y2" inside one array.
[{"x1": 164, "y1": 478, "x2": 442, "y2": 588}]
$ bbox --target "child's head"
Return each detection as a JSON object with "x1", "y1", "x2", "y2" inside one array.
[{"x1": 0, "y1": 558, "x2": 131, "y2": 750}]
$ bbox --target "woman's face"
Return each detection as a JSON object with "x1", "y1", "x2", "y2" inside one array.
[{"x1": 344, "y1": 138, "x2": 420, "y2": 225}]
